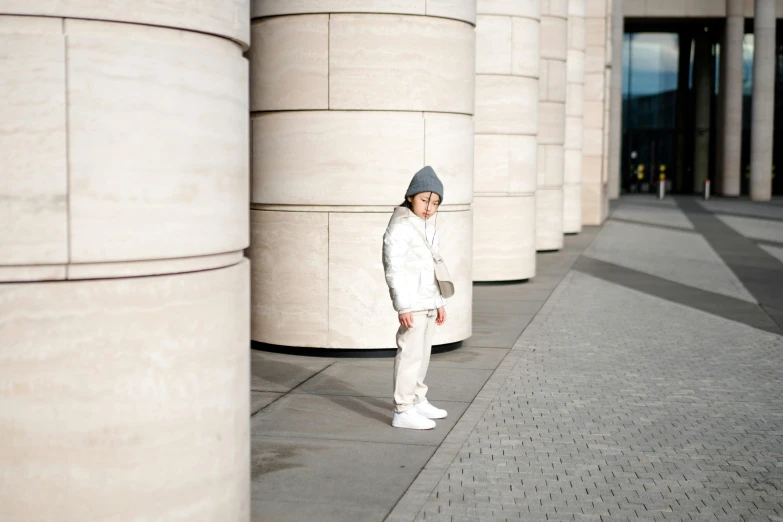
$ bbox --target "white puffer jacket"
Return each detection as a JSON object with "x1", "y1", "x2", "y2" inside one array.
[{"x1": 382, "y1": 206, "x2": 446, "y2": 313}]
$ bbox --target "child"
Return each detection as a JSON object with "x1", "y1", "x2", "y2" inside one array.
[{"x1": 382, "y1": 166, "x2": 449, "y2": 430}]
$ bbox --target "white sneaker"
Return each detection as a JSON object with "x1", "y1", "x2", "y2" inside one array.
[
  {"x1": 414, "y1": 400, "x2": 448, "y2": 419},
  {"x1": 392, "y1": 409, "x2": 436, "y2": 430}
]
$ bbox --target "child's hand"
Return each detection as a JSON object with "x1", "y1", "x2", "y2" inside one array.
[
  {"x1": 399, "y1": 312, "x2": 414, "y2": 328},
  {"x1": 436, "y1": 306, "x2": 446, "y2": 326}
]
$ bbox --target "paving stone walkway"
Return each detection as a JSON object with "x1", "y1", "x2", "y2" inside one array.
[
  {"x1": 388, "y1": 196, "x2": 783, "y2": 522},
  {"x1": 411, "y1": 271, "x2": 783, "y2": 521},
  {"x1": 252, "y1": 196, "x2": 783, "y2": 522}
]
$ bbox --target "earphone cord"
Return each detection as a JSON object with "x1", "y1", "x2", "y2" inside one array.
[{"x1": 425, "y1": 192, "x2": 437, "y2": 247}]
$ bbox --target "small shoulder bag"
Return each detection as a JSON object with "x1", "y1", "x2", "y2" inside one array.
[{"x1": 410, "y1": 224, "x2": 455, "y2": 299}]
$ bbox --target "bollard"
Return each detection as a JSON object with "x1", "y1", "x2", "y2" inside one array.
[
  {"x1": 658, "y1": 173, "x2": 666, "y2": 200},
  {"x1": 704, "y1": 179, "x2": 711, "y2": 200}
]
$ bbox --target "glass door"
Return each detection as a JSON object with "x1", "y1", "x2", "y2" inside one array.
[{"x1": 622, "y1": 32, "x2": 680, "y2": 193}]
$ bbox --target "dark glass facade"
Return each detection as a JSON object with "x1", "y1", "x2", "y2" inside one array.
[
  {"x1": 622, "y1": 19, "x2": 782, "y2": 195},
  {"x1": 622, "y1": 32, "x2": 681, "y2": 193}
]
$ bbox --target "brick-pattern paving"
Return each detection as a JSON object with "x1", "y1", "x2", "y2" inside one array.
[{"x1": 416, "y1": 273, "x2": 783, "y2": 521}]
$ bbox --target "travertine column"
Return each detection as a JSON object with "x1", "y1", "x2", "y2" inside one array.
[
  {"x1": 603, "y1": 0, "x2": 612, "y2": 191},
  {"x1": 473, "y1": 1, "x2": 539, "y2": 280},
  {"x1": 693, "y1": 35, "x2": 713, "y2": 193},
  {"x1": 750, "y1": 0, "x2": 776, "y2": 201},
  {"x1": 564, "y1": 0, "x2": 585, "y2": 234},
  {"x1": 716, "y1": 27, "x2": 725, "y2": 193},
  {"x1": 583, "y1": 0, "x2": 609, "y2": 225},
  {"x1": 720, "y1": 0, "x2": 744, "y2": 196},
  {"x1": 537, "y1": 0, "x2": 569, "y2": 251},
  {"x1": 0, "y1": 3, "x2": 250, "y2": 520},
  {"x1": 249, "y1": 1, "x2": 475, "y2": 348},
  {"x1": 608, "y1": 0, "x2": 623, "y2": 199}
]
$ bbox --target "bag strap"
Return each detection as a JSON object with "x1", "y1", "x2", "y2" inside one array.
[{"x1": 407, "y1": 218, "x2": 442, "y2": 261}]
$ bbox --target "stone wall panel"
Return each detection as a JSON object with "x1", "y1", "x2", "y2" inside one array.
[
  {"x1": 563, "y1": 183, "x2": 583, "y2": 231},
  {"x1": 249, "y1": 15, "x2": 329, "y2": 111},
  {"x1": 0, "y1": 261, "x2": 250, "y2": 521},
  {"x1": 540, "y1": 15, "x2": 568, "y2": 60},
  {"x1": 512, "y1": 16, "x2": 542, "y2": 77},
  {"x1": 0, "y1": 17, "x2": 68, "y2": 267},
  {"x1": 538, "y1": 101, "x2": 567, "y2": 145},
  {"x1": 0, "y1": 0, "x2": 249, "y2": 46},
  {"x1": 250, "y1": 211, "x2": 329, "y2": 347},
  {"x1": 474, "y1": 75, "x2": 539, "y2": 135},
  {"x1": 424, "y1": 113, "x2": 475, "y2": 204},
  {"x1": 329, "y1": 14, "x2": 475, "y2": 113},
  {"x1": 476, "y1": 15, "x2": 512, "y2": 74},
  {"x1": 476, "y1": 0, "x2": 540, "y2": 17},
  {"x1": 540, "y1": 59, "x2": 568, "y2": 102},
  {"x1": 535, "y1": 187, "x2": 565, "y2": 250},
  {"x1": 252, "y1": 111, "x2": 425, "y2": 206},
  {"x1": 426, "y1": 0, "x2": 477, "y2": 23},
  {"x1": 66, "y1": 22, "x2": 248, "y2": 264},
  {"x1": 509, "y1": 135, "x2": 540, "y2": 194},
  {"x1": 473, "y1": 196, "x2": 536, "y2": 281}
]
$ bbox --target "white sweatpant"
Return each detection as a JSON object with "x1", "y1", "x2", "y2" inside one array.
[{"x1": 393, "y1": 309, "x2": 437, "y2": 413}]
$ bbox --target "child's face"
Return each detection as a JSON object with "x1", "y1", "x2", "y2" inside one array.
[{"x1": 407, "y1": 192, "x2": 440, "y2": 220}]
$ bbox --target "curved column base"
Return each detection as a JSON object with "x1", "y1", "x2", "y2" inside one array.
[
  {"x1": 563, "y1": 144, "x2": 583, "y2": 233},
  {"x1": 0, "y1": 261, "x2": 250, "y2": 521},
  {"x1": 535, "y1": 188, "x2": 565, "y2": 251},
  {"x1": 472, "y1": 195, "x2": 536, "y2": 281},
  {"x1": 563, "y1": 184, "x2": 583, "y2": 234},
  {"x1": 582, "y1": 180, "x2": 609, "y2": 226},
  {"x1": 250, "y1": 208, "x2": 472, "y2": 349}
]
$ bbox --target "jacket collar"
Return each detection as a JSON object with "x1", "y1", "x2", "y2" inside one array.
[{"x1": 391, "y1": 206, "x2": 436, "y2": 225}]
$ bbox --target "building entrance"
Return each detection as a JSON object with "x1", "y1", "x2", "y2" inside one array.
[
  {"x1": 624, "y1": 19, "x2": 783, "y2": 196},
  {"x1": 622, "y1": 24, "x2": 720, "y2": 195}
]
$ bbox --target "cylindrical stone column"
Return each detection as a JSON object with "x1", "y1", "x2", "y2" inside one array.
[
  {"x1": 608, "y1": 0, "x2": 623, "y2": 199},
  {"x1": 0, "y1": 4, "x2": 250, "y2": 520},
  {"x1": 750, "y1": 0, "x2": 776, "y2": 201},
  {"x1": 473, "y1": 1, "x2": 539, "y2": 281},
  {"x1": 249, "y1": 2, "x2": 475, "y2": 348},
  {"x1": 603, "y1": 0, "x2": 612, "y2": 189},
  {"x1": 693, "y1": 35, "x2": 713, "y2": 193},
  {"x1": 564, "y1": 0, "x2": 585, "y2": 234},
  {"x1": 720, "y1": 0, "x2": 744, "y2": 196},
  {"x1": 716, "y1": 19, "x2": 727, "y2": 194},
  {"x1": 583, "y1": 0, "x2": 608, "y2": 225},
  {"x1": 537, "y1": 0, "x2": 569, "y2": 251}
]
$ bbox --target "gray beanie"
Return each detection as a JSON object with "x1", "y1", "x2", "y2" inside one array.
[{"x1": 405, "y1": 166, "x2": 444, "y2": 203}]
